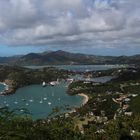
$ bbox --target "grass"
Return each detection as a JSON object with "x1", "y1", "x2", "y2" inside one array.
[{"x1": 130, "y1": 95, "x2": 140, "y2": 114}]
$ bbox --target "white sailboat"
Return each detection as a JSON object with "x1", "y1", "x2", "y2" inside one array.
[
  {"x1": 43, "y1": 93, "x2": 47, "y2": 100},
  {"x1": 20, "y1": 109, "x2": 24, "y2": 112},
  {"x1": 43, "y1": 97, "x2": 47, "y2": 100},
  {"x1": 4, "y1": 100, "x2": 7, "y2": 104},
  {"x1": 39, "y1": 98, "x2": 43, "y2": 104},
  {"x1": 26, "y1": 103, "x2": 29, "y2": 106},
  {"x1": 42, "y1": 81, "x2": 46, "y2": 87},
  {"x1": 50, "y1": 79, "x2": 59, "y2": 86},
  {"x1": 22, "y1": 98, "x2": 26, "y2": 101},
  {"x1": 29, "y1": 97, "x2": 34, "y2": 102},
  {"x1": 48, "y1": 102, "x2": 51, "y2": 105},
  {"x1": 14, "y1": 100, "x2": 18, "y2": 104}
]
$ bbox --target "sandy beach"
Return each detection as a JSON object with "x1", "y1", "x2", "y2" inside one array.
[
  {"x1": 67, "y1": 93, "x2": 89, "y2": 115},
  {"x1": 78, "y1": 93, "x2": 89, "y2": 106}
]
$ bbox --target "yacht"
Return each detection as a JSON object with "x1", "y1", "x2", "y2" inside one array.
[
  {"x1": 43, "y1": 97, "x2": 47, "y2": 100},
  {"x1": 4, "y1": 101, "x2": 7, "y2": 104},
  {"x1": 29, "y1": 97, "x2": 34, "y2": 102},
  {"x1": 43, "y1": 93, "x2": 47, "y2": 100},
  {"x1": 22, "y1": 98, "x2": 26, "y2": 101},
  {"x1": 42, "y1": 81, "x2": 46, "y2": 87},
  {"x1": 39, "y1": 98, "x2": 43, "y2": 104},
  {"x1": 26, "y1": 103, "x2": 29, "y2": 106},
  {"x1": 50, "y1": 79, "x2": 59, "y2": 86},
  {"x1": 14, "y1": 101, "x2": 18, "y2": 104},
  {"x1": 20, "y1": 109, "x2": 24, "y2": 112},
  {"x1": 48, "y1": 102, "x2": 51, "y2": 105}
]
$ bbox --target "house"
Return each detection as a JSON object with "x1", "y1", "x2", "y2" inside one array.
[{"x1": 124, "y1": 112, "x2": 133, "y2": 116}]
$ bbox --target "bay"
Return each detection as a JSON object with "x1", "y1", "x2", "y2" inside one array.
[
  {"x1": 24, "y1": 64, "x2": 127, "y2": 72},
  {"x1": 0, "y1": 82, "x2": 84, "y2": 119}
]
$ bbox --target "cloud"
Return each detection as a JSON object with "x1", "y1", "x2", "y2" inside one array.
[{"x1": 0, "y1": 0, "x2": 140, "y2": 51}]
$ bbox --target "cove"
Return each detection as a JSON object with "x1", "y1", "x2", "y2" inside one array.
[{"x1": 0, "y1": 82, "x2": 84, "y2": 119}]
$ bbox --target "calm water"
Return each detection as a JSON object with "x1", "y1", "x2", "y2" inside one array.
[
  {"x1": 0, "y1": 65, "x2": 116, "y2": 119},
  {"x1": 0, "y1": 82, "x2": 84, "y2": 119},
  {"x1": 0, "y1": 84, "x2": 5, "y2": 92},
  {"x1": 25, "y1": 65, "x2": 127, "y2": 72}
]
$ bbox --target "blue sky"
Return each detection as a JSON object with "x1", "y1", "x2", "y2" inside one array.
[
  {"x1": 0, "y1": 45, "x2": 44, "y2": 56},
  {"x1": 0, "y1": 0, "x2": 140, "y2": 56},
  {"x1": 1, "y1": 45, "x2": 140, "y2": 57}
]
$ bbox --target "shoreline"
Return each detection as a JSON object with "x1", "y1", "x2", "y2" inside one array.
[
  {"x1": 0, "y1": 82, "x2": 9, "y2": 94},
  {"x1": 66, "y1": 93, "x2": 89, "y2": 116},
  {"x1": 65, "y1": 93, "x2": 89, "y2": 115},
  {"x1": 0, "y1": 80, "x2": 16, "y2": 95},
  {"x1": 78, "y1": 93, "x2": 89, "y2": 106}
]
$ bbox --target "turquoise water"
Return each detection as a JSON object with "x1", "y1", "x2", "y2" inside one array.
[
  {"x1": 0, "y1": 83, "x2": 5, "y2": 93},
  {"x1": 0, "y1": 64, "x2": 117, "y2": 119},
  {"x1": 25, "y1": 65, "x2": 127, "y2": 72},
  {"x1": 0, "y1": 82, "x2": 84, "y2": 119}
]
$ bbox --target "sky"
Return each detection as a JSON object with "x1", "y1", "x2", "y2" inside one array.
[{"x1": 0, "y1": 0, "x2": 140, "y2": 56}]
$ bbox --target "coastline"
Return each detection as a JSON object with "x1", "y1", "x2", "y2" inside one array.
[
  {"x1": 66, "y1": 93, "x2": 89, "y2": 116},
  {"x1": 0, "y1": 82, "x2": 8, "y2": 94},
  {"x1": 78, "y1": 93, "x2": 89, "y2": 106},
  {"x1": 0, "y1": 80, "x2": 16, "y2": 95}
]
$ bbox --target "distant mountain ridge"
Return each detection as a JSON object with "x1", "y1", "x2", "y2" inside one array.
[{"x1": 0, "y1": 50, "x2": 140, "y2": 65}]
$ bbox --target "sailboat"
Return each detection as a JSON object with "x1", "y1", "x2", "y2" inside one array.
[
  {"x1": 50, "y1": 79, "x2": 59, "y2": 86},
  {"x1": 43, "y1": 93, "x2": 47, "y2": 100},
  {"x1": 14, "y1": 100, "x2": 18, "y2": 104},
  {"x1": 26, "y1": 103, "x2": 29, "y2": 106},
  {"x1": 22, "y1": 98, "x2": 26, "y2": 101},
  {"x1": 48, "y1": 102, "x2": 51, "y2": 105},
  {"x1": 42, "y1": 81, "x2": 46, "y2": 87},
  {"x1": 39, "y1": 98, "x2": 43, "y2": 104},
  {"x1": 4, "y1": 100, "x2": 7, "y2": 104},
  {"x1": 29, "y1": 97, "x2": 34, "y2": 102},
  {"x1": 20, "y1": 109, "x2": 24, "y2": 112},
  {"x1": 43, "y1": 97, "x2": 47, "y2": 100}
]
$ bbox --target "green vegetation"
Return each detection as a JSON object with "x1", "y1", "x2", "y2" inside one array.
[
  {"x1": 0, "y1": 65, "x2": 68, "y2": 94},
  {"x1": 123, "y1": 85, "x2": 140, "y2": 114},
  {"x1": 68, "y1": 81, "x2": 120, "y2": 119},
  {"x1": 68, "y1": 67, "x2": 140, "y2": 132},
  {"x1": 68, "y1": 81, "x2": 121, "y2": 95},
  {"x1": 0, "y1": 65, "x2": 68, "y2": 83},
  {"x1": 0, "y1": 107, "x2": 140, "y2": 140},
  {"x1": 0, "y1": 65, "x2": 140, "y2": 139},
  {"x1": 1, "y1": 50, "x2": 140, "y2": 65}
]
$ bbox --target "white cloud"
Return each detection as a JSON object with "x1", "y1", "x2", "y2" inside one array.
[{"x1": 0, "y1": 0, "x2": 140, "y2": 51}]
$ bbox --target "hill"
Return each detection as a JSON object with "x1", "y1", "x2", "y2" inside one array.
[{"x1": 0, "y1": 50, "x2": 140, "y2": 65}]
